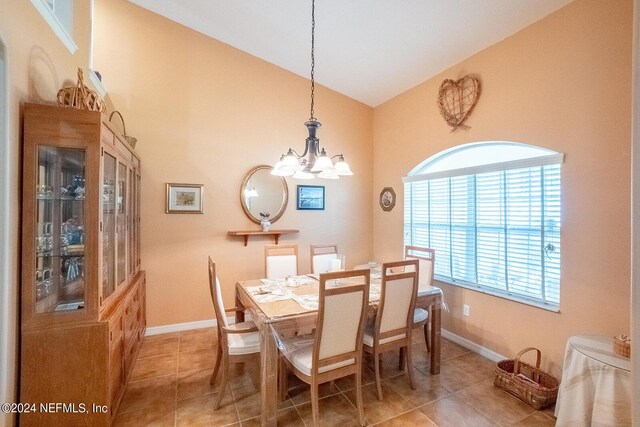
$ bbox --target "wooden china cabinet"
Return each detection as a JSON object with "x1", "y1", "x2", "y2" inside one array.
[{"x1": 20, "y1": 103, "x2": 145, "y2": 426}]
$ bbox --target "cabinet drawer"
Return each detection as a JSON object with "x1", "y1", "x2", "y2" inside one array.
[
  {"x1": 124, "y1": 301, "x2": 142, "y2": 349},
  {"x1": 125, "y1": 293, "x2": 140, "y2": 323},
  {"x1": 132, "y1": 285, "x2": 141, "y2": 307},
  {"x1": 109, "y1": 313, "x2": 124, "y2": 349},
  {"x1": 124, "y1": 306, "x2": 137, "y2": 342}
]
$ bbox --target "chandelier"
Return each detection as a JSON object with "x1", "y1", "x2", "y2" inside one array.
[{"x1": 271, "y1": 0, "x2": 353, "y2": 180}]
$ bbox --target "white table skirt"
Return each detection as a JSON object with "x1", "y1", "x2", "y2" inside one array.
[{"x1": 555, "y1": 335, "x2": 631, "y2": 426}]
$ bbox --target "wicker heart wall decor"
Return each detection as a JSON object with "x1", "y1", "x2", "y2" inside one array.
[{"x1": 437, "y1": 74, "x2": 481, "y2": 131}]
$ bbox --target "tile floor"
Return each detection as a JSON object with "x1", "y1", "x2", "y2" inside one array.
[{"x1": 114, "y1": 328, "x2": 557, "y2": 426}]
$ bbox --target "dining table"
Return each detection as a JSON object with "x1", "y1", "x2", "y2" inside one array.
[{"x1": 234, "y1": 272, "x2": 443, "y2": 427}]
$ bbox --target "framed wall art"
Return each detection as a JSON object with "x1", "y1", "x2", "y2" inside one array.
[
  {"x1": 166, "y1": 183, "x2": 204, "y2": 214},
  {"x1": 297, "y1": 185, "x2": 325, "y2": 210},
  {"x1": 379, "y1": 187, "x2": 396, "y2": 212}
]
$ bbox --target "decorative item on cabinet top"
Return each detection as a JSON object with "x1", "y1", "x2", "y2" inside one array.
[
  {"x1": 109, "y1": 110, "x2": 138, "y2": 149},
  {"x1": 437, "y1": 74, "x2": 481, "y2": 131},
  {"x1": 57, "y1": 67, "x2": 105, "y2": 112}
]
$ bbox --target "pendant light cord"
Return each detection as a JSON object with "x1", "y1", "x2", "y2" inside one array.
[{"x1": 309, "y1": 0, "x2": 316, "y2": 121}]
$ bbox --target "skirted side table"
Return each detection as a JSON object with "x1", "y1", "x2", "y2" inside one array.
[{"x1": 555, "y1": 335, "x2": 631, "y2": 426}]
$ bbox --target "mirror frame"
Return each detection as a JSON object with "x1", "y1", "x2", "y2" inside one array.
[{"x1": 240, "y1": 165, "x2": 289, "y2": 225}]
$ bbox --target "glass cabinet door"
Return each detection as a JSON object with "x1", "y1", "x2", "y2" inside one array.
[
  {"x1": 35, "y1": 146, "x2": 86, "y2": 313},
  {"x1": 102, "y1": 152, "x2": 116, "y2": 300},
  {"x1": 116, "y1": 162, "x2": 128, "y2": 286},
  {"x1": 136, "y1": 173, "x2": 141, "y2": 268},
  {"x1": 128, "y1": 168, "x2": 134, "y2": 276}
]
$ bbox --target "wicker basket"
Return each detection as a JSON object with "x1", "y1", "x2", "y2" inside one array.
[
  {"x1": 494, "y1": 347, "x2": 560, "y2": 410},
  {"x1": 57, "y1": 68, "x2": 105, "y2": 112},
  {"x1": 613, "y1": 335, "x2": 630, "y2": 358},
  {"x1": 109, "y1": 111, "x2": 137, "y2": 149}
]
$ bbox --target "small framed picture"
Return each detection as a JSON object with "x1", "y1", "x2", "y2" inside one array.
[
  {"x1": 297, "y1": 185, "x2": 325, "y2": 210},
  {"x1": 379, "y1": 187, "x2": 396, "y2": 212},
  {"x1": 166, "y1": 183, "x2": 204, "y2": 214}
]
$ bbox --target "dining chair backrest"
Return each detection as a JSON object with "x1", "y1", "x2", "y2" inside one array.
[
  {"x1": 310, "y1": 244, "x2": 338, "y2": 274},
  {"x1": 314, "y1": 269, "x2": 370, "y2": 374},
  {"x1": 404, "y1": 246, "x2": 435, "y2": 294},
  {"x1": 376, "y1": 260, "x2": 419, "y2": 340},
  {"x1": 208, "y1": 257, "x2": 229, "y2": 329},
  {"x1": 265, "y1": 244, "x2": 298, "y2": 278}
]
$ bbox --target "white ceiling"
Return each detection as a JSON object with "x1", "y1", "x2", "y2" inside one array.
[{"x1": 129, "y1": 0, "x2": 574, "y2": 107}]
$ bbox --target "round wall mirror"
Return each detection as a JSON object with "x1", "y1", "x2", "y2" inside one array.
[{"x1": 240, "y1": 165, "x2": 289, "y2": 224}]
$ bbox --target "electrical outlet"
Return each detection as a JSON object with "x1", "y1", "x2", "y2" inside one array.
[{"x1": 463, "y1": 304, "x2": 470, "y2": 317}]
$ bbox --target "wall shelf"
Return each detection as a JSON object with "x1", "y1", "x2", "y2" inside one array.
[{"x1": 227, "y1": 229, "x2": 299, "y2": 246}]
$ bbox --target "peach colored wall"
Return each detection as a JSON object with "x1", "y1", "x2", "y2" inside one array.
[
  {"x1": 0, "y1": 1, "x2": 94, "y2": 424},
  {"x1": 93, "y1": 0, "x2": 373, "y2": 328},
  {"x1": 373, "y1": 0, "x2": 632, "y2": 373}
]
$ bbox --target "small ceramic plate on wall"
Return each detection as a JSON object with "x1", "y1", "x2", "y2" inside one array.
[{"x1": 379, "y1": 187, "x2": 396, "y2": 211}]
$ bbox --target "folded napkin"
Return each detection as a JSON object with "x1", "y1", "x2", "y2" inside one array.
[
  {"x1": 292, "y1": 294, "x2": 319, "y2": 310},
  {"x1": 261, "y1": 275, "x2": 317, "y2": 288},
  {"x1": 247, "y1": 284, "x2": 292, "y2": 303},
  {"x1": 260, "y1": 278, "x2": 285, "y2": 286},
  {"x1": 284, "y1": 275, "x2": 317, "y2": 287}
]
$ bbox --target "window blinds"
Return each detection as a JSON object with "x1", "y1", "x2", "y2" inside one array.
[{"x1": 404, "y1": 163, "x2": 561, "y2": 308}]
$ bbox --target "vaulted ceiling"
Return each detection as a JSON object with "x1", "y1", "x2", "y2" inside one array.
[{"x1": 129, "y1": 0, "x2": 574, "y2": 106}]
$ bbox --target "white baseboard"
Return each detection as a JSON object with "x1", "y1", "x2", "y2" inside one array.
[
  {"x1": 146, "y1": 317, "x2": 231, "y2": 336},
  {"x1": 441, "y1": 328, "x2": 506, "y2": 362}
]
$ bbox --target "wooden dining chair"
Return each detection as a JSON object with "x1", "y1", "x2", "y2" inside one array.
[
  {"x1": 310, "y1": 243, "x2": 338, "y2": 274},
  {"x1": 277, "y1": 269, "x2": 370, "y2": 426},
  {"x1": 208, "y1": 257, "x2": 260, "y2": 409},
  {"x1": 363, "y1": 259, "x2": 419, "y2": 401},
  {"x1": 404, "y1": 246, "x2": 435, "y2": 353},
  {"x1": 264, "y1": 244, "x2": 298, "y2": 278}
]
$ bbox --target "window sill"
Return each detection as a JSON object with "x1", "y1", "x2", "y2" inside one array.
[{"x1": 434, "y1": 276, "x2": 561, "y2": 313}]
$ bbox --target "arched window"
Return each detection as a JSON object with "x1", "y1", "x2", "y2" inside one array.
[{"x1": 403, "y1": 142, "x2": 564, "y2": 309}]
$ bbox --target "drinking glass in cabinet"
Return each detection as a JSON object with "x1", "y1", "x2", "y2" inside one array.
[{"x1": 33, "y1": 146, "x2": 87, "y2": 314}]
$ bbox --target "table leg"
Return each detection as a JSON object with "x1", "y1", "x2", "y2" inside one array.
[
  {"x1": 260, "y1": 323, "x2": 278, "y2": 426},
  {"x1": 430, "y1": 301, "x2": 441, "y2": 374},
  {"x1": 235, "y1": 293, "x2": 245, "y2": 323}
]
